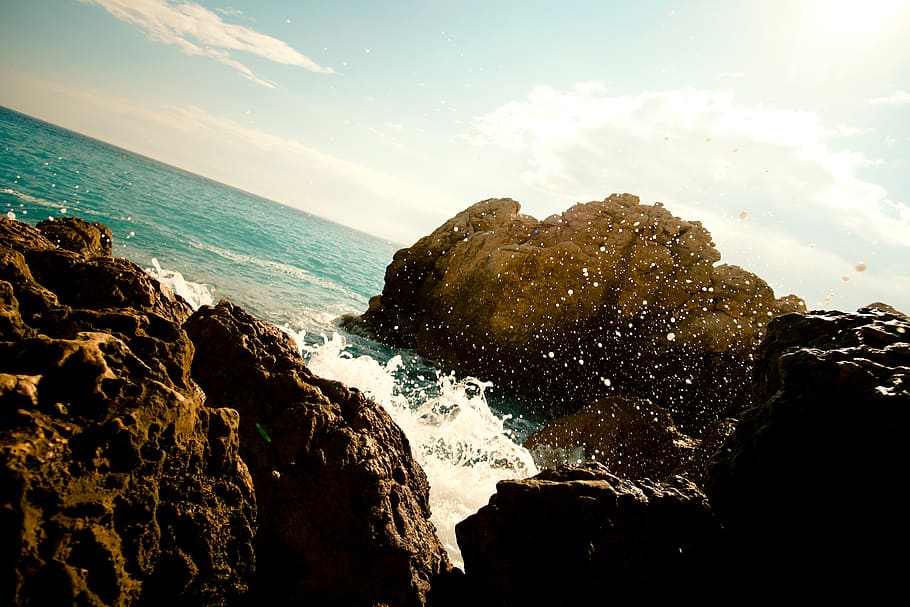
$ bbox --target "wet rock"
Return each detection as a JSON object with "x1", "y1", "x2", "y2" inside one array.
[
  {"x1": 185, "y1": 300, "x2": 452, "y2": 607},
  {"x1": 707, "y1": 304, "x2": 910, "y2": 594},
  {"x1": 455, "y1": 463, "x2": 725, "y2": 604},
  {"x1": 524, "y1": 396, "x2": 698, "y2": 480},
  {"x1": 37, "y1": 217, "x2": 113, "y2": 258},
  {"x1": 0, "y1": 218, "x2": 256, "y2": 605},
  {"x1": 349, "y1": 195, "x2": 804, "y2": 434}
]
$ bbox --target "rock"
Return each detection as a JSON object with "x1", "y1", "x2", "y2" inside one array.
[
  {"x1": 348, "y1": 195, "x2": 804, "y2": 434},
  {"x1": 523, "y1": 396, "x2": 699, "y2": 481},
  {"x1": 0, "y1": 217, "x2": 192, "y2": 327},
  {"x1": 0, "y1": 218, "x2": 256, "y2": 605},
  {"x1": 37, "y1": 217, "x2": 113, "y2": 258},
  {"x1": 707, "y1": 304, "x2": 910, "y2": 594},
  {"x1": 184, "y1": 300, "x2": 452, "y2": 607},
  {"x1": 455, "y1": 463, "x2": 725, "y2": 604}
]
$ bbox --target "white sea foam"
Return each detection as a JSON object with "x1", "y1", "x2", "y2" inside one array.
[
  {"x1": 145, "y1": 258, "x2": 214, "y2": 310},
  {"x1": 304, "y1": 332, "x2": 538, "y2": 569}
]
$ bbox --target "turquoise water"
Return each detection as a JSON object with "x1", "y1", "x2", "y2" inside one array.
[{"x1": 0, "y1": 105, "x2": 539, "y2": 567}]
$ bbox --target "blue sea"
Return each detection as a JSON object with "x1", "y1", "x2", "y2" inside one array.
[{"x1": 0, "y1": 105, "x2": 539, "y2": 567}]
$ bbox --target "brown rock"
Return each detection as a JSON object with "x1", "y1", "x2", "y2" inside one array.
[
  {"x1": 524, "y1": 396, "x2": 698, "y2": 481},
  {"x1": 185, "y1": 300, "x2": 452, "y2": 607},
  {"x1": 349, "y1": 195, "x2": 804, "y2": 434},
  {"x1": 37, "y1": 217, "x2": 113, "y2": 258},
  {"x1": 1, "y1": 215, "x2": 257, "y2": 605}
]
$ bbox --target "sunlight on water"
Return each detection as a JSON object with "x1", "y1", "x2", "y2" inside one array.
[{"x1": 304, "y1": 332, "x2": 539, "y2": 569}]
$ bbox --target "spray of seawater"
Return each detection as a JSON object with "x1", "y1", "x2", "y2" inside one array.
[
  {"x1": 145, "y1": 258, "x2": 214, "y2": 310},
  {"x1": 141, "y1": 262, "x2": 535, "y2": 568},
  {"x1": 303, "y1": 332, "x2": 538, "y2": 568}
]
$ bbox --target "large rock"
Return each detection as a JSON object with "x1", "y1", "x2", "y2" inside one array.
[
  {"x1": 707, "y1": 304, "x2": 910, "y2": 594},
  {"x1": 0, "y1": 217, "x2": 256, "y2": 605},
  {"x1": 184, "y1": 300, "x2": 452, "y2": 606},
  {"x1": 455, "y1": 463, "x2": 725, "y2": 604},
  {"x1": 349, "y1": 195, "x2": 804, "y2": 434}
]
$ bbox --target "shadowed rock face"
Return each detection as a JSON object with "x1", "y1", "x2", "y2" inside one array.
[
  {"x1": 455, "y1": 464, "x2": 725, "y2": 604},
  {"x1": 185, "y1": 301, "x2": 452, "y2": 607},
  {"x1": 349, "y1": 195, "x2": 804, "y2": 434},
  {"x1": 1, "y1": 217, "x2": 255, "y2": 605},
  {"x1": 708, "y1": 304, "x2": 910, "y2": 594}
]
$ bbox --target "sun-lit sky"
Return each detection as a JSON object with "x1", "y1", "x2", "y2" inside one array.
[{"x1": 1, "y1": 0, "x2": 908, "y2": 311}]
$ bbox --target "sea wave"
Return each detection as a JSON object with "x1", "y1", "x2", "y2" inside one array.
[{"x1": 303, "y1": 332, "x2": 538, "y2": 569}]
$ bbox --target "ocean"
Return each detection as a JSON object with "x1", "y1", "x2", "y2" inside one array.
[{"x1": 0, "y1": 105, "x2": 539, "y2": 567}]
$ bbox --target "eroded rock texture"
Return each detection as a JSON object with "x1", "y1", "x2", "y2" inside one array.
[
  {"x1": 350, "y1": 195, "x2": 804, "y2": 434},
  {"x1": 0, "y1": 217, "x2": 255, "y2": 605},
  {"x1": 184, "y1": 300, "x2": 452, "y2": 607},
  {"x1": 2, "y1": 216, "x2": 453, "y2": 606},
  {"x1": 708, "y1": 304, "x2": 910, "y2": 595},
  {"x1": 455, "y1": 463, "x2": 724, "y2": 604}
]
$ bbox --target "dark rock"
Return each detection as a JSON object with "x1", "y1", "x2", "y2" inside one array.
[
  {"x1": 523, "y1": 396, "x2": 699, "y2": 481},
  {"x1": 455, "y1": 463, "x2": 725, "y2": 604},
  {"x1": 348, "y1": 195, "x2": 804, "y2": 435},
  {"x1": 1, "y1": 216, "x2": 258, "y2": 606},
  {"x1": 184, "y1": 300, "x2": 452, "y2": 607},
  {"x1": 37, "y1": 217, "x2": 113, "y2": 258},
  {"x1": 707, "y1": 304, "x2": 910, "y2": 594}
]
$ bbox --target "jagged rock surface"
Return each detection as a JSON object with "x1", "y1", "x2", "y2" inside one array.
[
  {"x1": 707, "y1": 304, "x2": 910, "y2": 594},
  {"x1": 2, "y1": 216, "x2": 452, "y2": 606},
  {"x1": 184, "y1": 300, "x2": 452, "y2": 607},
  {"x1": 349, "y1": 195, "x2": 804, "y2": 434},
  {"x1": 455, "y1": 463, "x2": 725, "y2": 604},
  {"x1": 0, "y1": 217, "x2": 255, "y2": 605}
]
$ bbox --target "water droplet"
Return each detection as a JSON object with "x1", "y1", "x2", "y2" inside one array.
[{"x1": 855, "y1": 261, "x2": 867, "y2": 272}]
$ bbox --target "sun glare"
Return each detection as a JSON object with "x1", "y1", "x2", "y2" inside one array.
[{"x1": 819, "y1": 0, "x2": 908, "y2": 35}]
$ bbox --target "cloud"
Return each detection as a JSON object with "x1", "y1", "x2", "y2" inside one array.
[
  {"x1": 463, "y1": 83, "x2": 910, "y2": 311},
  {"x1": 867, "y1": 90, "x2": 910, "y2": 105},
  {"x1": 80, "y1": 0, "x2": 332, "y2": 87}
]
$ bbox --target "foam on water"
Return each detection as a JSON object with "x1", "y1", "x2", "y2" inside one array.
[
  {"x1": 303, "y1": 332, "x2": 538, "y2": 569},
  {"x1": 145, "y1": 258, "x2": 214, "y2": 310}
]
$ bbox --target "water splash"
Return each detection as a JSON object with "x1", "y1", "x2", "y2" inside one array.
[
  {"x1": 303, "y1": 332, "x2": 538, "y2": 569},
  {"x1": 145, "y1": 258, "x2": 214, "y2": 310}
]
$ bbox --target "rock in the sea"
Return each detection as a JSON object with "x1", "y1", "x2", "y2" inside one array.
[
  {"x1": 455, "y1": 463, "x2": 725, "y2": 604},
  {"x1": 349, "y1": 195, "x2": 804, "y2": 434},
  {"x1": 0, "y1": 217, "x2": 256, "y2": 605},
  {"x1": 523, "y1": 396, "x2": 699, "y2": 480},
  {"x1": 184, "y1": 300, "x2": 452, "y2": 607},
  {"x1": 708, "y1": 304, "x2": 910, "y2": 594}
]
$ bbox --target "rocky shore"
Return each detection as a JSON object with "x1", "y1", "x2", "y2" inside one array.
[{"x1": 3, "y1": 199, "x2": 908, "y2": 605}]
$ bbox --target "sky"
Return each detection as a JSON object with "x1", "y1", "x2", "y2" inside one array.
[{"x1": 1, "y1": 0, "x2": 908, "y2": 312}]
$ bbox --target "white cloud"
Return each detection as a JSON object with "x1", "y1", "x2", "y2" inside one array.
[
  {"x1": 463, "y1": 83, "x2": 910, "y2": 310},
  {"x1": 867, "y1": 90, "x2": 910, "y2": 105},
  {"x1": 80, "y1": 0, "x2": 332, "y2": 87}
]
